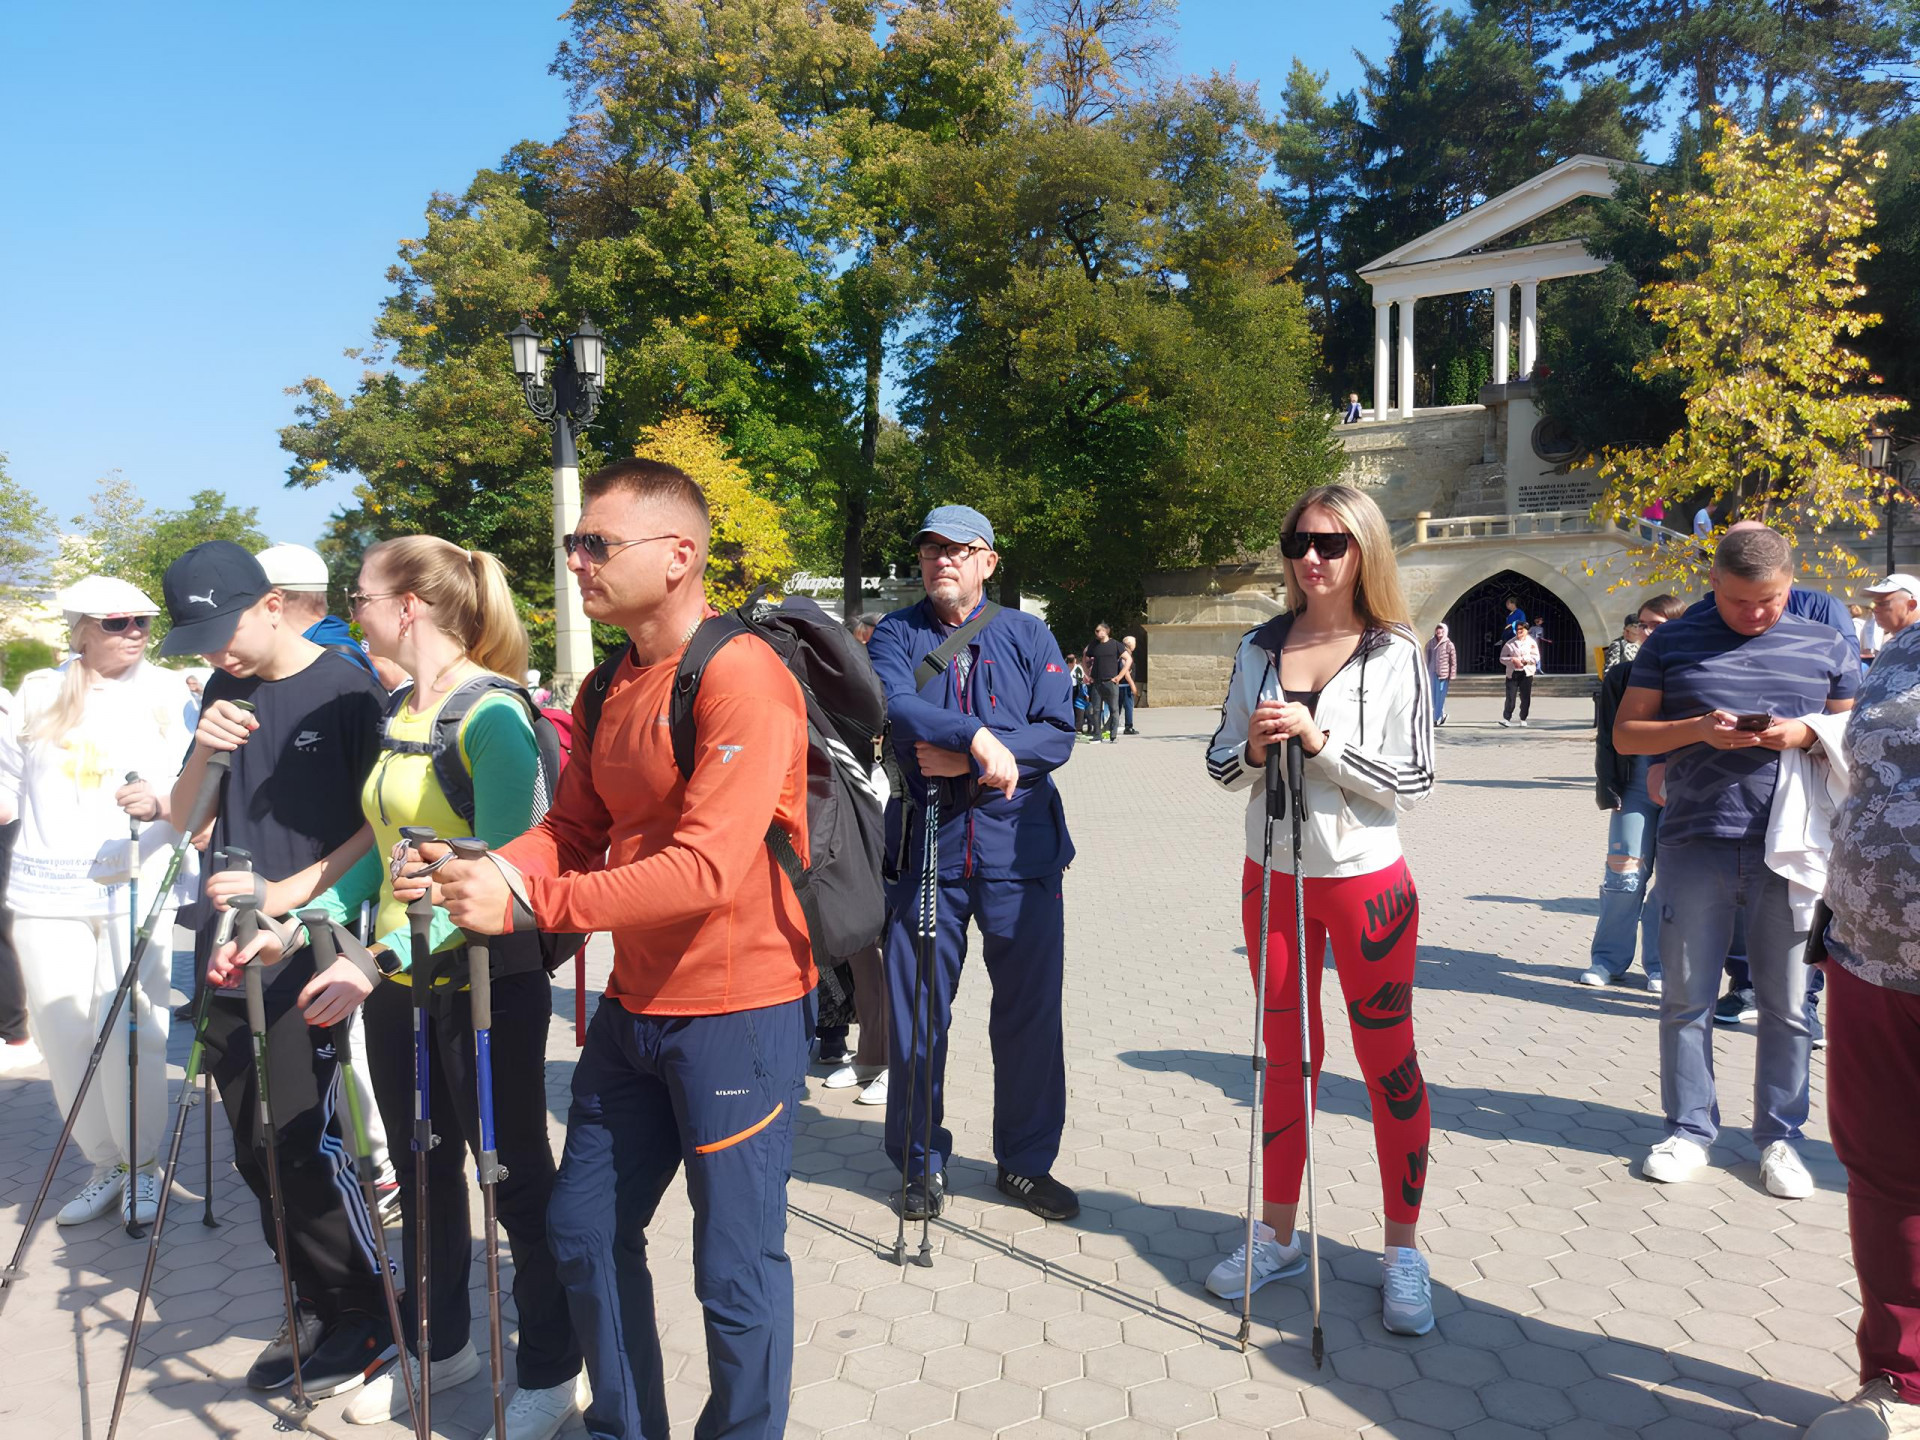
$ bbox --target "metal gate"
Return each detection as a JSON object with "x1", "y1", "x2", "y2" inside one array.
[{"x1": 1441, "y1": 572, "x2": 1586, "y2": 674}]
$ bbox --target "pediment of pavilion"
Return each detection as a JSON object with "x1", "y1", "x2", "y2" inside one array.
[{"x1": 1357, "y1": 154, "x2": 1652, "y2": 304}]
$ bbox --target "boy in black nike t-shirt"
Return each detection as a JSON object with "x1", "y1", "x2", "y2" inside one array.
[{"x1": 160, "y1": 541, "x2": 395, "y2": 1398}]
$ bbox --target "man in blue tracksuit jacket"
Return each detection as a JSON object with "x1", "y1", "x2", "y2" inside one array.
[{"x1": 867, "y1": 504, "x2": 1079, "y2": 1222}]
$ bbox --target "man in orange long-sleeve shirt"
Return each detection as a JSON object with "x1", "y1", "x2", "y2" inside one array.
[{"x1": 418, "y1": 459, "x2": 813, "y2": 1440}]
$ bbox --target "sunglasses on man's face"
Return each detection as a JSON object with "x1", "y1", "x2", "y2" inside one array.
[
  {"x1": 561, "y1": 532, "x2": 678, "y2": 565},
  {"x1": 1279, "y1": 530, "x2": 1351, "y2": 561},
  {"x1": 98, "y1": 615, "x2": 152, "y2": 634}
]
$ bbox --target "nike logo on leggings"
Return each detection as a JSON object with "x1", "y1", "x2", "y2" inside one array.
[
  {"x1": 1349, "y1": 981, "x2": 1412, "y2": 1030},
  {"x1": 1402, "y1": 1146, "x2": 1429, "y2": 1209},
  {"x1": 1379, "y1": 1048, "x2": 1427, "y2": 1121}
]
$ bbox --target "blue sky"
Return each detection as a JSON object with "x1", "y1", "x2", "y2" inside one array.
[{"x1": 0, "y1": 2, "x2": 1398, "y2": 549}]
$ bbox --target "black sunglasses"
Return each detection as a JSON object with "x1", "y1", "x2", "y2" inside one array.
[
  {"x1": 561, "y1": 532, "x2": 677, "y2": 565},
  {"x1": 98, "y1": 615, "x2": 152, "y2": 633},
  {"x1": 1279, "y1": 530, "x2": 1351, "y2": 560}
]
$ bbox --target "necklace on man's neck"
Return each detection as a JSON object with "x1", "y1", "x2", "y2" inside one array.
[{"x1": 677, "y1": 614, "x2": 702, "y2": 650}]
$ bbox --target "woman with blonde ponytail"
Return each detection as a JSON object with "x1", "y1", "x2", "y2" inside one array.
[
  {"x1": 0, "y1": 575, "x2": 192, "y2": 1227},
  {"x1": 212, "y1": 533, "x2": 584, "y2": 1428}
]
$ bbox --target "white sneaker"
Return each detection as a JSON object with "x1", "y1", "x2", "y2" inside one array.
[
  {"x1": 1804, "y1": 1377, "x2": 1920, "y2": 1438},
  {"x1": 57, "y1": 1165, "x2": 128, "y2": 1225},
  {"x1": 856, "y1": 1071, "x2": 889, "y2": 1106},
  {"x1": 1577, "y1": 968, "x2": 1610, "y2": 987},
  {"x1": 1646, "y1": 976, "x2": 1664, "y2": 997},
  {"x1": 0, "y1": 1038, "x2": 42, "y2": 1073},
  {"x1": 823, "y1": 1064, "x2": 883, "y2": 1090},
  {"x1": 1760, "y1": 1140, "x2": 1815, "y2": 1199},
  {"x1": 1204, "y1": 1221, "x2": 1306, "y2": 1300},
  {"x1": 1381, "y1": 1245, "x2": 1435, "y2": 1336},
  {"x1": 344, "y1": 1340, "x2": 480, "y2": 1425},
  {"x1": 483, "y1": 1370, "x2": 592, "y2": 1440},
  {"x1": 123, "y1": 1168, "x2": 160, "y2": 1227},
  {"x1": 1642, "y1": 1135, "x2": 1710, "y2": 1184},
  {"x1": 1498, "y1": 719, "x2": 1512, "y2": 728},
  {"x1": 1518, "y1": 719, "x2": 1530, "y2": 727}
]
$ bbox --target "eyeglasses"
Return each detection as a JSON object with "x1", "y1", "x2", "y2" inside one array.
[
  {"x1": 1279, "y1": 530, "x2": 1351, "y2": 560},
  {"x1": 918, "y1": 541, "x2": 991, "y2": 563},
  {"x1": 97, "y1": 615, "x2": 152, "y2": 634},
  {"x1": 562, "y1": 532, "x2": 678, "y2": 565},
  {"x1": 347, "y1": 590, "x2": 394, "y2": 612}
]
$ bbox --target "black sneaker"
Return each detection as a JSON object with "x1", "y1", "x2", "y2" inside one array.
[
  {"x1": 1713, "y1": 988, "x2": 1759, "y2": 1025},
  {"x1": 996, "y1": 1167, "x2": 1080, "y2": 1220},
  {"x1": 899, "y1": 1171, "x2": 945, "y2": 1220},
  {"x1": 246, "y1": 1302, "x2": 326, "y2": 1392},
  {"x1": 298, "y1": 1310, "x2": 397, "y2": 1400}
]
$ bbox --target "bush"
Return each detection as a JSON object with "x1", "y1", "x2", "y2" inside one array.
[{"x1": 2, "y1": 637, "x2": 57, "y2": 691}]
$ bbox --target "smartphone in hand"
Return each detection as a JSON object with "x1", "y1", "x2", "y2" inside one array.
[{"x1": 1735, "y1": 713, "x2": 1773, "y2": 732}]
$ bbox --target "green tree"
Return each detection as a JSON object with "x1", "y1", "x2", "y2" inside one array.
[
  {"x1": 1563, "y1": 0, "x2": 1911, "y2": 133},
  {"x1": 0, "y1": 452, "x2": 56, "y2": 613},
  {"x1": 1594, "y1": 116, "x2": 1900, "y2": 587},
  {"x1": 908, "y1": 74, "x2": 1341, "y2": 637},
  {"x1": 56, "y1": 473, "x2": 149, "y2": 588},
  {"x1": 1025, "y1": 0, "x2": 1176, "y2": 126},
  {"x1": 1271, "y1": 61, "x2": 1357, "y2": 329}
]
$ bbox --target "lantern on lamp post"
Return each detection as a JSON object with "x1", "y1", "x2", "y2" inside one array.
[{"x1": 507, "y1": 317, "x2": 607, "y2": 702}]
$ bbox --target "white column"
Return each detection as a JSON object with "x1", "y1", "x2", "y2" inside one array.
[
  {"x1": 552, "y1": 461, "x2": 594, "y2": 703},
  {"x1": 1519, "y1": 280, "x2": 1538, "y2": 379},
  {"x1": 1492, "y1": 285, "x2": 1511, "y2": 386},
  {"x1": 1373, "y1": 302, "x2": 1391, "y2": 421},
  {"x1": 1397, "y1": 299, "x2": 1416, "y2": 419}
]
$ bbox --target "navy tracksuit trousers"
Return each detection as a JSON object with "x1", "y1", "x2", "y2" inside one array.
[
  {"x1": 883, "y1": 871, "x2": 1067, "y2": 1181},
  {"x1": 547, "y1": 993, "x2": 812, "y2": 1440}
]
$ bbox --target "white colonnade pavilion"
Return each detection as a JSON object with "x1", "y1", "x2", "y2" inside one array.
[{"x1": 1359, "y1": 154, "x2": 1654, "y2": 420}]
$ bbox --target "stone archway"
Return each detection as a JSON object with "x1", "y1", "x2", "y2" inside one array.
[
  {"x1": 1440, "y1": 572, "x2": 1582, "y2": 673},
  {"x1": 1412, "y1": 547, "x2": 1611, "y2": 675}
]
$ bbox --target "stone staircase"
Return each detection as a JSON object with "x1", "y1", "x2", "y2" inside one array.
[{"x1": 1447, "y1": 673, "x2": 1598, "y2": 698}]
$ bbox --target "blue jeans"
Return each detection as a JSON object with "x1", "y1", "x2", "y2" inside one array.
[
  {"x1": 1431, "y1": 677, "x2": 1449, "y2": 722},
  {"x1": 548, "y1": 994, "x2": 812, "y2": 1440},
  {"x1": 1656, "y1": 837, "x2": 1812, "y2": 1148},
  {"x1": 1588, "y1": 755, "x2": 1661, "y2": 981},
  {"x1": 1119, "y1": 681, "x2": 1136, "y2": 730}
]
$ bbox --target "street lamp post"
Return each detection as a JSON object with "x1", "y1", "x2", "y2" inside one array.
[{"x1": 507, "y1": 317, "x2": 606, "y2": 703}]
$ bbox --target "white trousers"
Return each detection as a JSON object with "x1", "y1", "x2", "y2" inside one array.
[{"x1": 17, "y1": 909, "x2": 174, "y2": 1173}]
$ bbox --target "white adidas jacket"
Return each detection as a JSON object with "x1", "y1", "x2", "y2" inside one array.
[{"x1": 1207, "y1": 616, "x2": 1435, "y2": 878}]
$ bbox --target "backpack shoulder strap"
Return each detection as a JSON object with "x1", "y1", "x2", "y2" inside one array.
[
  {"x1": 576, "y1": 649, "x2": 629, "y2": 755},
  {"x1": 914, "y1": 600, "x2": 1002, "y2": 692},
  {"x1": 428, "y1": 675, "x2": 527, "y2": 829},
  {"x1": 668, "y1": 612, "x2": 752, "y2": 782}
]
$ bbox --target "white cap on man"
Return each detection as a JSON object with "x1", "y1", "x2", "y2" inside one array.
[
  {"x1": 255, "y1": 543, "x2": 330, "y2": 592},
  {"x1": 1863, "y1": 573, "x2": 1920, "y2": 599}
]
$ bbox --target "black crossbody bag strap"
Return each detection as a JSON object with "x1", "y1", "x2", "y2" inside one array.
[{"x1": 915, "y1": 600, "x2": 1002, "y2": 692}]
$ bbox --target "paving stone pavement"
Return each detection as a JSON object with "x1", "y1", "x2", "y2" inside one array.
[{"x1": 0, "y1": 695, "x2": 1864, "y2": 1438}]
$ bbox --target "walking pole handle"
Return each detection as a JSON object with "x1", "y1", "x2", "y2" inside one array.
[
  {"x1": 235, "y1": 898, "x2": 267, "y2": 1037},
  {"x1": 1264, "y1": 747, "x2": 1284, "y2": 819},
  {"x1": 444, "y1": 839, "x2": 492, "y2": 1026},
  {"x1": 1286, "y1": 735, "x2": 1306, "y2": 821}
]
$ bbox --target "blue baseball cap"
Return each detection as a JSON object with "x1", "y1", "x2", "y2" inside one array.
[{"x1": 915, "y1": 504, "x2": 995, "y2": 549}]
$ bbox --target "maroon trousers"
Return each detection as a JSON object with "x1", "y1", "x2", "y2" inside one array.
[{"x1": 1826, "y1": 959, "x2": 1920, "y2": 1403}]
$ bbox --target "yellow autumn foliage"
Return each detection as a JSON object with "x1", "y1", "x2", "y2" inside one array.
[
  {"x1": 633, "y1": 413, "x2": 792, "y2": 608},
  {"x1": 1594, "y1": 114, "x2": 1905, "y2": 590}
]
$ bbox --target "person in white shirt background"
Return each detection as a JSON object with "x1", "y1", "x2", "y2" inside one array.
[
  {"x1": 1859, "y1": 572, "x2": 1920, "y2": 666},
  {"x1": 0, "y1": 682, "x2": 30, "y2": 1074},
  {"x1": 0, "y1": 576, "x2": 193, "y2": 1225}
]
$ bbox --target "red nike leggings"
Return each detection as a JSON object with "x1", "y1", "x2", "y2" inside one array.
[{"x1": 1240, "y1": 855, "x2": 1430, "y2": 1225}]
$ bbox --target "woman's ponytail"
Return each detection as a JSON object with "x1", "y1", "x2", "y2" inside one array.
[{"x1": 466, "y1": 549, "x2": 528, "y2": 683}]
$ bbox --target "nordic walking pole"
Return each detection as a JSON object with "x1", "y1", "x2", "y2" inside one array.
[
  {"x1": 105, "y1": 924, "x2": 232, "y2": 1440},
  {"x1": 1237, "y1": 748, "x2": 1283, "y2": 1352},
  {"x1": 103, "y1": 846, "x2": 246, "y2": 1439},
  {"x1": 399, "y1": 825, "x2": 440, "y2": 1437},
  {"x1": 0, "y1": 745, "x2": 236, "y2": 1315},
  {"x1": 237, "y1": 888, "x2": 311, "y2": 1421},
  {"x1": 892, "y1": 794, "x2": 940, "y2": 1267},
  {"x1": 915, "y1": 789, "x2": 942, "y2": 1269},
  {"x1": 124, "y1": 772, "x2": 145, "y2": 1239},
  {"x1": 301, "y1": 910, "x2": 422, "y2": 1440},
  {"x1": 1289, "y1": 734, "x2": 1323, "y2": 1369},
  {"x1": 446, "y1": 838, "x2": 508, "y2": 1440}
]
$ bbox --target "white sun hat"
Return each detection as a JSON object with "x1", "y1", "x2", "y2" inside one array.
[
  {"x1": 58, "y1": 575, "x2": 160, "y2": 626},
  {"x1": 254, "y1": 543, "x2": 331, "y2": 592}
]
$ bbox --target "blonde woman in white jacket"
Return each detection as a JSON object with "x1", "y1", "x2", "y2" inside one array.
[
  {"x1": 0, "y1": 576, "x2": 192, "y2": 1227},
  {"x1": 1203, "y1": 483, "x2": 1437, "y2": 1337}
]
